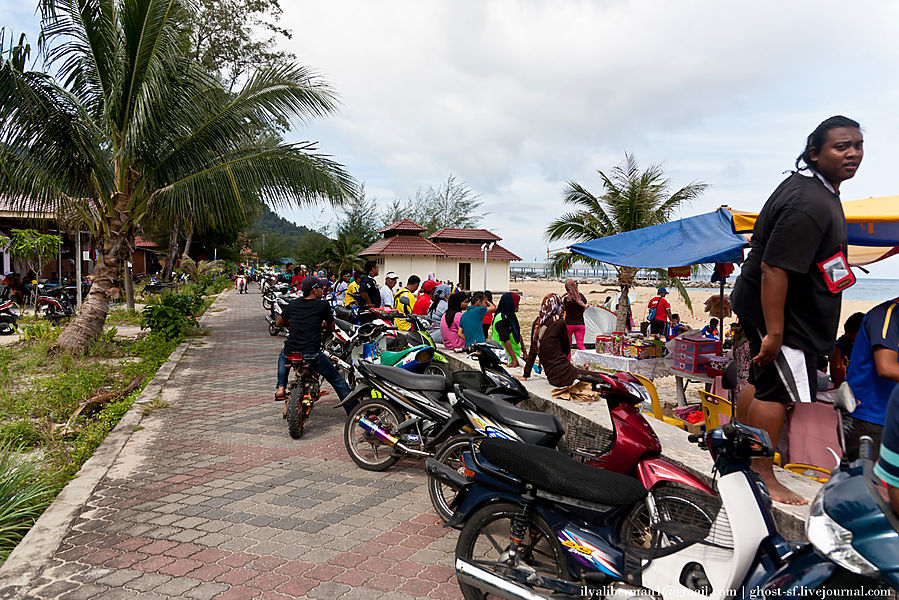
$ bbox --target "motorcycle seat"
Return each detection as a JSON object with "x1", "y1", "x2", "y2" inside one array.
[
  {"x1": 334, "y1": 318, "x2": 355, "y2": 334},
  {"x1": 459, "y1": 388, "x2": 562, "y2": 435},
  {"x1": 379, "y1": 349, "x2": 410, "y2": 364},
  {"x1": 479, "y1": 438, "x2": 647, "y2": 506},
  {"x1": 365, "y1": 364, "x2": 450, "y2": 392}
]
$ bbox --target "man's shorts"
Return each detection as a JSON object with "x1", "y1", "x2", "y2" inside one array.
[
  {"x1": 649, "y1": 319, "x2": 667, "y2": 335},
  {"x1": 745, "y1": 323, "x2": 816, "y2": 404}
]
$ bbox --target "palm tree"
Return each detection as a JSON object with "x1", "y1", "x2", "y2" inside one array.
[
  {"x1": 324, "y1": 232, "x2": 366, "y2": 275},
  {"x1": 546, "y1": 154, "x2": 707, "y2": 330},
  {"x1": 0, "y1": 1, "x2": 355, "y2": 350}
]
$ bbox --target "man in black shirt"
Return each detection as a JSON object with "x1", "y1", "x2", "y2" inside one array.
[
  {"x1": 731, "y1": 115, "x2": 862, "y2": 505},
  {"x1": 275, "y1": 276, "x2": 353, "y2": 412},
  {"x1": 358, "y1": 260, "x2": 381, "y2": 309}
]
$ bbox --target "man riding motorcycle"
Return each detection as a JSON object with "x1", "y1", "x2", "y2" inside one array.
[{"x1": 274, "y1": 276, "x2": 353, "y2": 412}]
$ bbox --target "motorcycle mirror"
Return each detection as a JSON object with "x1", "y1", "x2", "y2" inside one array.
[{"x1": 833, "y1": 382, "x2": 857, "y2": 414}]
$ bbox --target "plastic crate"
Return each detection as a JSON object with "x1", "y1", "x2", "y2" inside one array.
[
  {"x1": 673, "y1": 338, "x2": 719, "y2": 357},
  {"x1": 671, "y1": 350, "x2": 713, "y2": 366},
  {"x1": 672, "y1": 358, "x2": 708, "y2": 374}
]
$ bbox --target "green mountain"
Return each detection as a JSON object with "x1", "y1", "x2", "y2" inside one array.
[{"x1": 247, "y1": 207, "x2": 330, "y2": 264}]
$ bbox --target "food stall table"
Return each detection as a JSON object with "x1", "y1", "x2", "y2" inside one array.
[
  {"x1": 572, "y1": 350, "x2": 673, "y2": 380},
  {"x1": 669, "y1": 366, "x2": 717, "y2": 407}
]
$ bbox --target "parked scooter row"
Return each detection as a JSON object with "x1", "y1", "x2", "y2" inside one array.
[{"x1": 440, "y1": 382, "x2": 899, "y2": 599}]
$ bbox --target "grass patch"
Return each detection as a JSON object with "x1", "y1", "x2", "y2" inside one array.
[{"x1": 0, "y1": 284, "x2": 225, "y2": 563}]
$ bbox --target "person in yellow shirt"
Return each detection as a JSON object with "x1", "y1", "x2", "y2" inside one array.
[
  {"x1": 344, "y1": 272, "x2": 361, "y2": 307},
  {"x1": 393, "y1": 275, "x2": 420, "y2": 331}
]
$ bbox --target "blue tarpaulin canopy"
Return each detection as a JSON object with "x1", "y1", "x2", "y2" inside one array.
[{"x1": 568, "y1": 208, "x2": 746, "y2": 268}]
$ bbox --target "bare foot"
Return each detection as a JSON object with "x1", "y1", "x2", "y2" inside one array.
[{"x1": 758, "y1": 471, "x2": 808, "y2": 505}]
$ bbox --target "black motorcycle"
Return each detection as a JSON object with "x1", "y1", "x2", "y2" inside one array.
[{"x1": 0, "y1": 300, "x2": 20, "y2": 335}]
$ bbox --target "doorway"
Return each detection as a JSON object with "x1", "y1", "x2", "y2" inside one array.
[{"x1": 458, "y1": 263, "x2": 471, "y2": 290}]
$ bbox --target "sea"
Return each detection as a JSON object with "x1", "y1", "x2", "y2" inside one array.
[{"x1": 691, "y1": 278, "x2": 898, "y2": 302}]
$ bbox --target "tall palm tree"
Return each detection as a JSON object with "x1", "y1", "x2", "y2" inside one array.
[
  {"x1": 0, "y1": 1, "x2": 355, "y2": 350},
  {"x1": 546, "y1": 154, "x2": 707, "y2": 330}
]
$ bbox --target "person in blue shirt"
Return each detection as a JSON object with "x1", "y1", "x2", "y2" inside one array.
[
  {"x1": 700, "y1": 318, "x2": 720, "y2": 340},
  {"x1": 845, "y1": 297, "x2": 899, "y2": 460},
  {"x1": 459, "y1": 291, "x2": 494, "y2": 348},
  {"x1": 667, "y1": 314, "x2": 691, "y2": 340},
  {"x1": 875, "y1": 385, "x2": 899, "y2": 515}
]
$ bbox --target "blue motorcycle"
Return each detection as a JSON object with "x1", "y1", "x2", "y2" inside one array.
[{"x1": 440, "y1": 385, "x2": 899, "y2": 600}]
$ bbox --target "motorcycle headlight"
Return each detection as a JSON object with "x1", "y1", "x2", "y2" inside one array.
[
  {"x1": 620, "y1": 380, "x2": 651, "y2": 405},
  {"x1": 806, "y1": 490, "x2": 877, "y2": 574}
]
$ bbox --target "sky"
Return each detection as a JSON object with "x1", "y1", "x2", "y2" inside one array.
[{"x1": 5, "y1": 1, "x2": 899, "y2": 279}]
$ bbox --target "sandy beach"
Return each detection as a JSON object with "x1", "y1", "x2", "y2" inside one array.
[{"x1": 505, "y1": 278, "x2": 881, "y2": 406}]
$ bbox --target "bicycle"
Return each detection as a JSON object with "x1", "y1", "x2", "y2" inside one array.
[{"x1": 282, "y1": 352, "x2": 323, "y2": 439}]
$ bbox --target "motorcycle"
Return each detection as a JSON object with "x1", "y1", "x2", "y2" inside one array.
[
  {"x1": 447, "y1": 382, "x2": 898, "y2": 600},
  {"x1": 262, "y1": 281, "x2": 292, "y2": 311},
  {"x1": 0, "y1": 300, "x2": 20, "y2": 335},
  {"x1": 426, "y1": 369, "x2": 713, "y2": 523},
  {"x1": 36, "y1": 285, "x2": 75, "y2": 325},
  {"x1": 236, "y1": 273, "x2": 248, "y2": 294}
]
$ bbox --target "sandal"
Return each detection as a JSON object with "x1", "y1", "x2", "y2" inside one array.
[{"x1": 275, "y1": 391, "x2": 287, "y2": 402}]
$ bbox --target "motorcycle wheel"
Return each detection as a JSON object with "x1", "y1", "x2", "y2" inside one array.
[
  {"x1": 428, "y1": 435, "x2": 477, "y2": 523},
  {"x1": 344, "y1": 398, "x2": 403, "y2": 471},
  {"x1": 268, "y1": 323, "x2": 279, "y2": 336},
  {"x1": 455, "y1": 501, "x2": 566, "y2": 600},
  {"x1": 423, "y1": 362, "x2": 451, "y2": 380},
  {"x1": 263, "y1": 297, "x2": 273, "y2": 310},
  {"x1": 0, "y1": 321, "x2": 15, "y2": 335},
  {"x1": 286, "y1": 386, "x2": 304, "y2": 439},
  {"x1": 620, "y1": 484, "x2": 715, "y2": 551}
]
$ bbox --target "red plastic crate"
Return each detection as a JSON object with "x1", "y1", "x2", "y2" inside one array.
[{"x1": 673, "y1": 338, "x2": 719, "y2": 357}]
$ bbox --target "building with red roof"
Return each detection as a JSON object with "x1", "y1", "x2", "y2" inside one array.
[{"x1": 360, "y1": 220, "x2": 520, "y2": 291}]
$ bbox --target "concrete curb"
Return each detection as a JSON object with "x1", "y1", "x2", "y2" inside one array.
[{"x1": 0, "y1": 291, "x2": 229, "y2": 588}]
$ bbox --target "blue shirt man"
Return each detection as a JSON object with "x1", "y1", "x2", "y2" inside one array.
[{"x1": 844, "y1": 298, "x2": 899, "y2": 459}]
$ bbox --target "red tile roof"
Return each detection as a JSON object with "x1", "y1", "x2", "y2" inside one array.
[
  {"x1": 429, "y1": 228, "x2": 501, "y2": 242},
  {"x1": 378, "y1": 218, "x2": 427, "y2": 233},
  {"x1": 360, "y1": 235, "x2": 447, "y2": 256},
  {"x1": 433, "y1": 242, "x2": 521, "y2": 261}
]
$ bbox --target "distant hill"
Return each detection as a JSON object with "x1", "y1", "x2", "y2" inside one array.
[{"x1": 249, "y1": 206, "x2": 321, "y2": 241}]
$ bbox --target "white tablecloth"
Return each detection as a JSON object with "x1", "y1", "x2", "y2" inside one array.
[{"x1": 572, "y1": 350, "x2": 673, "y2": 379}]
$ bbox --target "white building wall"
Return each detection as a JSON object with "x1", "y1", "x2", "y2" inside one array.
[{"x1": 434, "y1": 258, "x2": 512, "y2": 292}]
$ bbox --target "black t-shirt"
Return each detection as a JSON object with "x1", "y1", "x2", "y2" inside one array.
[
  {"x1": 359, "y1": 274, "x2": 381, "y2": 308},
  {"x1": 731, "y1": 172, "x2": 848, "y2": 355},
  {"x1": 563, "y1": 294, "x2": 587, "y2": 326},
  {"x1": 284, "y1": 298, "x2": 333, "y2": 353}
]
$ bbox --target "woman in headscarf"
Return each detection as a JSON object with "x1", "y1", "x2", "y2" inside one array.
[
  {"x1": 440, "y1": 292, "x2": 469, "y2": 351},
  {"x1": 427, "y1": 283, "x2": 452, "y2": 343},
  {"x1": 563, "y1": 279, "x2": 589, "y2": 350},
  {"x1": 491, "y1": 292, "x2": 523, "y2": 367},
  {"x1": 523, "y1": 293, "x2": 598, "y2": 387}
]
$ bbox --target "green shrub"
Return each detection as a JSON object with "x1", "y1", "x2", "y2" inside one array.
[
  {"x1": 140, "y1": 291, "x2": 203, "y2": 339},
  {"x1": 0, "y1": 443, "x2": 55, "y2": 561},
  {"x1": 21, "y1": 321, "x2": 53, "y2": 342}
]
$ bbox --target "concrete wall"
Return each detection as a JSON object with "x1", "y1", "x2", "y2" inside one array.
[
  {"x1": 435, "y1": 258, "x2": 510, "y2": 291},
  {"x1": 377, "y1": 256, "x2": 438, "y2": 285},
  {"x1": 443, "y1": 352, "x2": 819, "y2": 542}
]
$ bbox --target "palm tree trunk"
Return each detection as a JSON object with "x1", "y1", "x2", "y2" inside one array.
[
  {"x1": 161, "y1": 220, "x2": 180, "y2": 282},
  {"x1": 181, "y1": 223, "x2": 193, "y2": 260},
  {"x1": 56, "y1": 219, "x2": 132, "y2": 351},
  {"x1": 615, "y1": 267, "x2": 637, "y2": 331}
]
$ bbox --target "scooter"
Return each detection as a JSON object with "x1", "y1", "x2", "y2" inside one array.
[
  {"x1": 36, "y1": 286, "x2": 74, "y2": 325},
  {"x1": 0, "y1": 300, "x2": 20, "y2": 335},
  {"x1": 447, "y1": 382, "x2": 899, "y2": 600},
  {"x1": 236, "y1": 273, "x2": 247, "y2": 293},
  {"x1": 426, "y1": 369, "x2": 713, "y2": 523},
  {"x1": 340, "y1": 361, "x2": 564, "y2": 471}
]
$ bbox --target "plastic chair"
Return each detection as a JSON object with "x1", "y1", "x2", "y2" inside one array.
[
  {"x1": 697, "y1": 389, "x2": 732, "y2": 429},
  {"x1": 632, "y1": 373, "x2": 686, "y2": 430}
]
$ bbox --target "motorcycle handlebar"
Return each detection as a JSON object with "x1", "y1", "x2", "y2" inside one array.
[{"x1": 858, "y1": 435, "x2": 873, "y2": 461}]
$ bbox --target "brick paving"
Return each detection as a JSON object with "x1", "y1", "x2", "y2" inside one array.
[{"x1": 1, "y1": 289, "x2": 461, "y2": 599}]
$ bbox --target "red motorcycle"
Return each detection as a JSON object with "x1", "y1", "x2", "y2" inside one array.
[{"x1": 428, "y1": 370, "x2": 713, "y2": 523}]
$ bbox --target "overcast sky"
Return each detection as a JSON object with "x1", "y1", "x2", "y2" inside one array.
[{"x1": 6, "y1": 1, "x2": 899, "y2": 279}]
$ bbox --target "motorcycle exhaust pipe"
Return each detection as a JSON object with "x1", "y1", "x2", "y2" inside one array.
[
  {"x1": 455, "y1": 559, "x2": 658, "y2": 600},
  {"x1": 357, "y1": 416, "x2": 431, "y2": 457},
  {"x1": 455, "y1": 559, "x2": 548, "y2": 600}
]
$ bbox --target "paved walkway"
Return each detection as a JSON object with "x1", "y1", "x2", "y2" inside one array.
[{"x1": 1, "y1": 289, "x2": 461, "y2": 599}]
